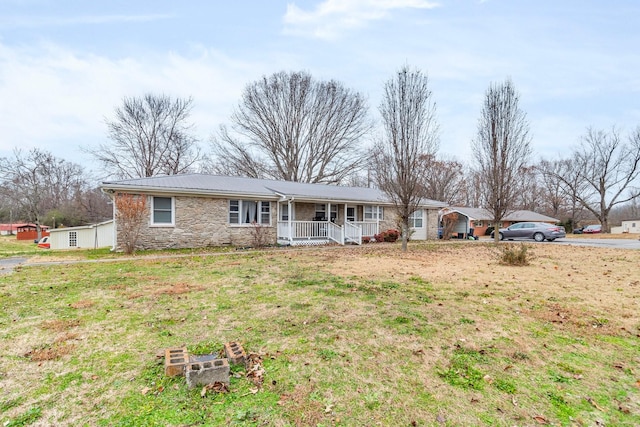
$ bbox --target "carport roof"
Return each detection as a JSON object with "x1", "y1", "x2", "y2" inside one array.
[{"x1": 443, "y1": 207, "x2": 559, "y2": 223}]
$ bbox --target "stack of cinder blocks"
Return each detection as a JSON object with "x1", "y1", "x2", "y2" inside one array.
[{"x1": 163, "y1": 342, "x2": 247, "y2": 389}]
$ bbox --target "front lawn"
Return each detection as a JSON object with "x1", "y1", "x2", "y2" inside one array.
[{"x1": 1, "y1": 242, "x2": 638, "y2": 426}]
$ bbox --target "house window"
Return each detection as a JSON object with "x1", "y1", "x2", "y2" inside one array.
[
  {"x1": 314, "y1": 204, "x2": 326, "y2": 221},
  {"x1": 364, "y1": 206, "x2": 384, "y2": 221},
  {"x1": 314, "y1": 204, "x2": 337, "y2": 221},
  {"x1": 346, "y1": 207, "x2": 356, "y2": 222},
  {"x1": 474, "y1": 221, "x2": 483, "y2": 227},
  {"x1": 409, "y1": 210, "x2": 423, "y2": 228},
  {"x1": 229, "y1": 200, "x2": 270, "y2": 225},
  {"x1": 281, "y1": 204, "x2": 289, "y2": 221},
  {"x1": 152, "y1": 197, "x2": 174, "y2": 225},
  {"x1": 69, "y1": 231, "x2": 77, "y2": 247}
]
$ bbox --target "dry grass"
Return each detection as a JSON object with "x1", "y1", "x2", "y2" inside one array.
[
  {"x1": 40, "y1": 319, "x2": 80, "y2": 332},
  {"x1": 1, "y1": 242, "x2": 639, "y2": 426}
]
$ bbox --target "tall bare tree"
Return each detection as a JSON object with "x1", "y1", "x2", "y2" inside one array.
[
  {"x1": 89, "y1": 94, "x2": 201, "y2": 179},
  {"x1": 421, "y1": 154, "x2": 467, "y2": 205},
  {"x1": 538, "y1": 158, "x2": 587, "y2": 227},
  {"x1": 553, "y1": 127, "x2": 640, "y2": 232},
  {"x1": 372, "y1": 66, "x2": 439, "y2": 251},
  {"x1": 0, "y1": 148, "x2": 88, "y2": 237},
  {"x1": 209, "y1": 71, "x2": 370, "y2": 184},
  {"x1": 471, "y1": 79, "x2": 532, "y2": 242}
]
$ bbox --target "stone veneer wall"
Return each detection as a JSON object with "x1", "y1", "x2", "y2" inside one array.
[
  {"x1": 425, "y1": 207, "x2": 439, "y2": 240},
  {"x1": 119, "y1": 195, "x2": 277, "y2": 251}
]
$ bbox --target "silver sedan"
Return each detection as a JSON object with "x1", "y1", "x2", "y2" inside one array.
[{"x1": 491, "y1": 222, "x2": 566, "y2": 242}]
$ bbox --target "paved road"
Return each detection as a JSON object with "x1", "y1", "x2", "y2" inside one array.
[
  {"x1": 476, "y1": 236, "x2": 640, "y2": 249},
  {"x1": 555, "y1": 238, "x2": 640, "y2": 250}
]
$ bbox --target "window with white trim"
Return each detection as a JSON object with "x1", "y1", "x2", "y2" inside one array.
[
  {"x1": 474, "y1": 221, "x2": 483, "y2": 227},
  {"x1": 69, "y1": 231, "x2": 77, "y2": 247},
  {"x1": 229, "y1": 200, "x2": 271, "y2": 225},
  {"x1": 364, "y1": 205, "x2": 384, "y2": 220},
  {"x1": 346, "y1": 206, "x2": 356, "y2": 222},
  {"x1": 314, "y1": 204, "x2": 337, "y2": 221},
  {"x1": 409, "y1": 210, "x2": 423, "y2": 228},
  {"x1": 152, "y1": 197, "x2": 174, "y2": 225}
]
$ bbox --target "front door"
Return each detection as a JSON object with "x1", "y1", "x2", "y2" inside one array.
[{"x1": 410, "y1": 209, "x2": 426, "y2": 240}]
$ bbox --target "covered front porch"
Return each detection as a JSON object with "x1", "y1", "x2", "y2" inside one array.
[{"x1": 275, "y1": 200, "x2": 384, "y2": 246}]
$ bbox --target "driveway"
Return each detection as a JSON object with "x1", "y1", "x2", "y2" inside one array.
[{"x1": 0, "y1": 257, "x2": 28, "y2": 275}]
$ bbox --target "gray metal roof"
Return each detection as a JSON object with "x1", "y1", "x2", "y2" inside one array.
[
  {"x1": 101, "y1": 174, "x2": 447, "y2": 207},
  {"x1": 444, "y1": 206, "x2": 559, "y2": 223}
]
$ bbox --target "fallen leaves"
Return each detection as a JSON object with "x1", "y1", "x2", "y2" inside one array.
[
  {"x1": 533, "y1": 415, "x2": 549, "y2": 424},
  {"x1": 201, "y1": 382, "x2": 229, "y2": 397},
  {"x1": 585, "y1": 396, "x2": 607, "y2": 412},
  {"x1": 246, "y1": 352, "x2": 265, "y2": 388}
]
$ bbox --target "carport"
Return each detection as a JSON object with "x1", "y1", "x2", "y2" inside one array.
[{"x1": 439, "y1": 208, "x2": 474, "y2": 239}]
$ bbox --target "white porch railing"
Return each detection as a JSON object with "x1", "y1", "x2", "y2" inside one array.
[
  {"x1": 327, "y1": 222, "x2": 343, "y2": 244},
  {"x1": 352, "y1": 221, "x2": 379, "y2": 237},
  {"x1": 278, "y1": 221, "x2": 329, "y2": 240},
  {"x1": 278, "y1": 220, "x2": 373, "y2": 245},
  {"x1": 344, "y1": 221, "x2": 362, "y2": 245}
]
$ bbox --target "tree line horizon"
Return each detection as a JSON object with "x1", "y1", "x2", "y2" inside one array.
[{"x1": 1, "y1": 66, "x2": 639, "y2": 245}]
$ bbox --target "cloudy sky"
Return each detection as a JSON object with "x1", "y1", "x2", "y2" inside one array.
[{"x1": 1, "y1": 0, "x2": 639, "y2": 176}]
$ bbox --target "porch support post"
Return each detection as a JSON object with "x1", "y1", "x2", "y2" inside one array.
[
  {"x1": 328, "y1": 202, "x2": 332, "y2": 222},
  {"x1": 288, "y1": 199, "x2": 293, "y2": 242},
  {"x1": 344, "y1": 203, "x2": 348, "y2": 223}
]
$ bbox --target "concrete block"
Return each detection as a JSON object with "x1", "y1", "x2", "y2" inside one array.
[
  {"x1": 224, "y1": 341, "x2": 246, "y2": 367},
  {"x1": 186, "y1": 358, "x2": 230, "y2": 388},
  {"x1": 164, "y1": 347, "x2": 189, "y2": 377}
]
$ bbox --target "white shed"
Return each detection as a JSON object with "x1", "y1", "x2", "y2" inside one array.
[
  {"x1": 49, "y1": 220, "x2": 114, "y2": 250},
  {"x1": 611, "y1": 219, "x2": 640, "y2": 234}
]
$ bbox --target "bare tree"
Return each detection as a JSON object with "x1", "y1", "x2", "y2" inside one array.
[
  {"x1": 471, "y1": 79, "x2": 532, "y2": 242},
  {"x1": 421, "y1": 154, "x2": 467, "y2": 205},
  {"x1": 372, "y1": 66, "x2": 439, "y2": 251},
  {"x1": 513, "y1": 165, "x2": 544, "y2": 211},
  {"x1": 209, "y1": 71, "x2": 370, "y2": 184},
  {"x1": 538, "y1": 158, "x2": 587, "y2": 227},
  {"x1": 89, "y1": 94, "x2": 201, "y2": 179},
  {"x1": 556, "y1": 127, "x2": 640, "y2": 232},
  {"x1": 0, "y1": 148, "x2": 87, "y2": 237},
  {"x1": 114, "y1": 193, "x2": 147, "y2": 254}
]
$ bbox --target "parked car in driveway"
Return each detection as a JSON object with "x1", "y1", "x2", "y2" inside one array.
[
  {"x1": 582, "y1": 224, "x2": 602, "y2": 234},
  {"x1": 490, "y1": 222, "x2": 566, "y2": 242}
]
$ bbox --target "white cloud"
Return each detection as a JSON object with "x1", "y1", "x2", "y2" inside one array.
[
  {"x1": 283, "y1": 0, "x2": 439, "y2": 39},
  {"x1": 0, "y1": 42, "x2": 270, "y2": 166}
]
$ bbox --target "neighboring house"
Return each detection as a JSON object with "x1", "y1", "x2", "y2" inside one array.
[
  {"x1": 100, "y1": 174, "x2": 447, "y2": 250},
  {"x1": 15, "y1": 224, "x2": 49, "y2": 241},
  {"x1": 440, "y1": 207, "x2": 560, "y2": 238},
  {"x1": 611, "y1": 220, "x2": 640, "y2": 234},
  {"x1": 48, "y1": 221, "x2": 114, "y2": 250},
  {"x1": 0, "y1": 224, "x2": 21, "y2": 235}
]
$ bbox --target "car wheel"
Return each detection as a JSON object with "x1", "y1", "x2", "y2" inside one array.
[
  {"x1": 533, "y1": 233, "x2": 544, "y2": 242},
  {"x1": 499, "y1": 232, "x2": 504, "y2": 241}
]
